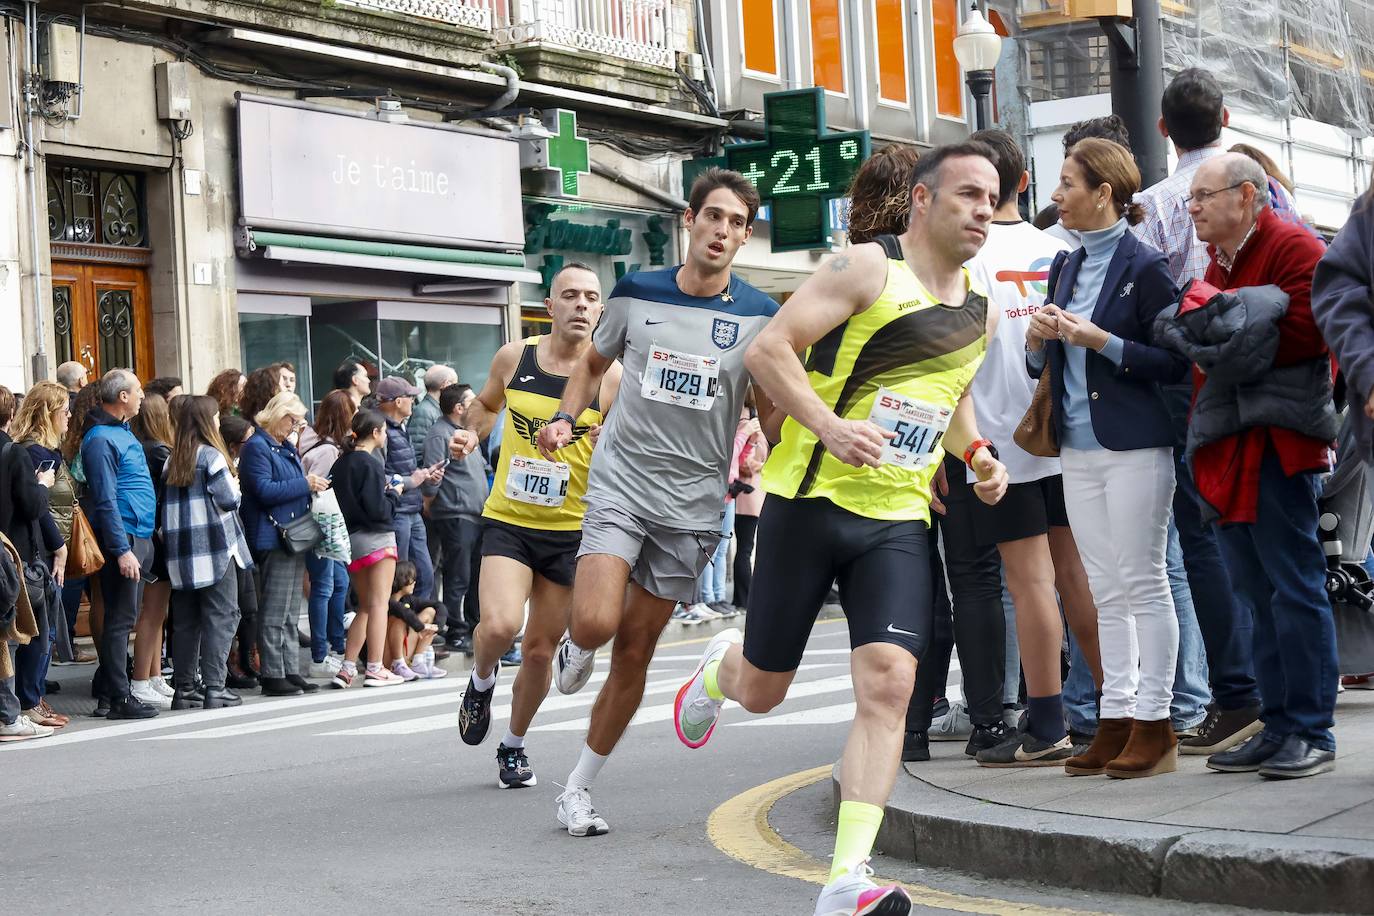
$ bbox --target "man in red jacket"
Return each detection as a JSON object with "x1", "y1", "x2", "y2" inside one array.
[{"x1": 1187, "y1": 152, "x2": 1337, "y2": 779}]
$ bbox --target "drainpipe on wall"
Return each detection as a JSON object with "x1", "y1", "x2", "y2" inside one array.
[
  {"x1": 589, "y1": 160, "x2": 688, "y2": 211},
  {"x1": 22, "y1": 0, "x2": 47, "y2": 382},
  {"x1": 478, "y1": 60, "x2": 519, "y2": 113}
]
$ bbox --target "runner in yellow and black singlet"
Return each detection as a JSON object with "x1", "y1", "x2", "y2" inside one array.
[{"x1": 448, "y1": 262, "x2": 622, "y2": 790}]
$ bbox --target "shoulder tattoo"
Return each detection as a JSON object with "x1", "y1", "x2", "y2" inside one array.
[{"x1": 828, "y1": 255, "x2": 851, "y2": 274}]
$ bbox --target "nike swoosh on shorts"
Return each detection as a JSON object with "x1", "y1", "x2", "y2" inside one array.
[{"x1": 886, "y1": 624, "x2": 918, "y2": 637}]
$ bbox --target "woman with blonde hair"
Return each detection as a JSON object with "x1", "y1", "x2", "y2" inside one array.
[
  {"x1": 239, "y1": 391, "x2": 330, "y2": 697},
  {"x1": 1027, "y1": 138, "x2": 1188, "y2": 778},
  {"x1": 128, "y1": 392, "x2": 176, "y2": 709},
  {"x1": 10, "y1": 381, "x2": 75, "y2": 727},
  {"x1": 163, "y1": 395, "x2": 252, "y2": 709}
]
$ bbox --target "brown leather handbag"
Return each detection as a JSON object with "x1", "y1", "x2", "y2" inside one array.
[
  {"x1": 65, "y1": 501, "x2": 105, "y2": 579},
  {"x1": 1014, "y1": 368, "x2": 1059, "y2": 458}
]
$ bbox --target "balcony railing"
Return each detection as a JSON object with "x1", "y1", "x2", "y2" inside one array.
[
  {"x1": 332, "y1": 0, "x2": 495, "y2": 31},
  {"x1": 495, "y1": 0, "x2": 674, "y2": 69}
]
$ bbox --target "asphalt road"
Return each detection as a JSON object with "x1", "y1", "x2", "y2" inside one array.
[{"x1": 1, "y1": 619, "x2": 1263, "y2": 915}]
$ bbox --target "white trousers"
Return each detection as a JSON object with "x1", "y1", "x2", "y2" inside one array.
[{"x1": 1060, "y1": 446, "x2": 1179, "y2": 721}]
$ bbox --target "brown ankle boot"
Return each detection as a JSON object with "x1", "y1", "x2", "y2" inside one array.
[
  {"x1": 1105, "y1": 719, "x2": 1178, "y2": 779},
  {"x1": 1064, "y1": 717, "x2": 1134, "y2": 776}
]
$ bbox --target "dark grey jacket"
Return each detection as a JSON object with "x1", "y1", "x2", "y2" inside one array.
[
  {"x1": 1154, "y1": 282, "x2": 1340, "y2": 462},
  {"x1": 422, "y1": 416, "x2": 489, "y2": 521}
]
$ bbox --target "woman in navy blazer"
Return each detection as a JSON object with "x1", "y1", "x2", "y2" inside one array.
[
  {"x1": 1025, "y1": 139, "x2": 1187, "y2": 779},
  {"x1": 239, "y1": 391, "x2": 330, "y2": 697}
]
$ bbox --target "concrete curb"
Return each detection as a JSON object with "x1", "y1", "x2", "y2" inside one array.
[{"x1": 830, "y1": 766, "x2": 1374, "y2": 914}]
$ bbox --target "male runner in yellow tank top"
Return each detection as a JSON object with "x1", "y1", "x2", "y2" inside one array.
[
  {"x1": 449, "y1": 262, "x2": 623, "y2": 789},
  {"x1": 673, "y1": 143, "x2": 1010, "y2": 916}
]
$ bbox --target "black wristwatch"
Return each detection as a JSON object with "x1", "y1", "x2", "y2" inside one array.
[{"x1": 550, "y1": 411, "x2": 578, "y2": 428}]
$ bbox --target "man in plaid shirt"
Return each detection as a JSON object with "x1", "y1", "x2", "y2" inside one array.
[{"x1": 1133, "y1": 68, "x2": 1264, "y2": 757}]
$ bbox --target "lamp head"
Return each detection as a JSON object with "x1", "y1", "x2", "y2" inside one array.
[{"x1": 953, "y1": 7, "x2": 1003, "y2": 73}]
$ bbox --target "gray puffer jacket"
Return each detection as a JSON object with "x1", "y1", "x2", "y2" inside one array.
[{"x1": 1153, "y1": 280, "x2": 1339, "y2": 462}]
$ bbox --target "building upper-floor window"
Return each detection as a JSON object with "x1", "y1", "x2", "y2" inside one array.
[
  {"x1": 742, "y1": 0, "x2": 780, "y2": 77},
  {"x1": 811, "y1": 0, "x2": 847, "y2": 94}
]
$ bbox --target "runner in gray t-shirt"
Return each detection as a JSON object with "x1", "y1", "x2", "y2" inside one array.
[{"x1": 534, "y1": 168, "x2": 778, "y2": 837}]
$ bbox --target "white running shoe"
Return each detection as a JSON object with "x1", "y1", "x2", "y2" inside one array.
[
  {"x1": 674, "y1": 628, "x2": 742, "y2": 749},
  {"x1": 306, "y1": 660, "x2": 335, "y2": 679},
  {"x1": 0, "y1": 714, "x2": 56, "y2": 742},
  {"x1": 555, "y1": 785, "x2": 609, "y2": 837},
  {"x1": 131, "y1": 680, "x2": 173, "y2": 710},
  {"x1": 814, "y1": 860, "x2": 911, "y2": 916},
  {"x1": 687, "y1": 602, "x2": 722, "y2": 620},
  {"x1": 149, "y1": 676, "x2": 176, "y2": 699},
  {"x1": 554, "y1": 638, "x2": 596, "y2": 695},
  {"x1": 929, "y1": 700, "x2": 972, "y2": 742}
]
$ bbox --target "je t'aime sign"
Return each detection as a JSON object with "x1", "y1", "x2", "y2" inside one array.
[{"x1": 236, "y1": 96, "x2": 524, "y2": 250}]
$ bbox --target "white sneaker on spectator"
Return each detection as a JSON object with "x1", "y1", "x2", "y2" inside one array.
[
  {"x1": 307, "y1": 660, "x2": 335, "y2": 679},
  {"x1": 149, "y1": 676, "x2": 175, "y2": 698},
  {"x1": 0, "y1": 715, "x2": 56, "y2": 742},
  {"x1": 686, "y1": 602, "x2": 721, "y2": 622},
  {"x1": 930, "y1": 700, "x2": 973, "y2": 741},
  {"x1": 131, "y1": 680, "x2": 173, "y2": 710}
]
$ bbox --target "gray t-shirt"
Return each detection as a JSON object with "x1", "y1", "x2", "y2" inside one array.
[{"x1": 588, "y1": 266, "x2": 778, "y2": 530}]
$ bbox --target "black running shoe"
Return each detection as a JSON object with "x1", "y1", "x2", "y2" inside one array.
[
  {"x1": 458, "y1": 665, "x2": 498, "y2": 746},
  {"x1": 496, "y1": 743, "x2": 537, "y2": 788},
  {"x1": 965, "y1": 721, "x2": 1013, "y2": 757},
  {"x1": 901, "y1": 730, "x2": 930, "y2": 762},
  {"x1": 975, "y1": 732, "x2": 1074, "y2": 768}
]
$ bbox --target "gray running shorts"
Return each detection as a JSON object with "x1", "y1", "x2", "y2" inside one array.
[{"x1": 577, "y1": 501, "x2": 721, "y2": 603}]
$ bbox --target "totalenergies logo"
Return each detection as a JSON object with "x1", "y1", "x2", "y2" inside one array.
[{"x1": 994, "y1": 256, "x2": 1055, "y2": 297}]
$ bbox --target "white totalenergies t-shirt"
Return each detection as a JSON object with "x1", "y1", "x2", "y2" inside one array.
[{"x1": 965, "y1": 220, "x2": 1071, "y2": 484}]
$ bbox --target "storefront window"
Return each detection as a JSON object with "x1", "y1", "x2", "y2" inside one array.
[
  {"x1": 309, "y1": 318, "x2": 380, "y2": 408},
  {"x1": 378, "y1": 319, "x2": 502, "y2": 391},
  {"x1": 240, "y1": 313, "x2": 313, "y2": 407}
]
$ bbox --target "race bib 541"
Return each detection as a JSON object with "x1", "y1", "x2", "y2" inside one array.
[{"x1": 867, "y1": 387, "x2": 952, "y2": 469}]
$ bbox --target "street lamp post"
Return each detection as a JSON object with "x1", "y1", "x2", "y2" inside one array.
[{"x1": 953, "y1": 5, "x2": 1003, "y2": 131}]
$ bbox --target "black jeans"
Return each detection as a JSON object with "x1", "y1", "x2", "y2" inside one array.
[
  {"x1": 907, "y1": 456, "x2": 1007, "y2": 731},
  {"x1": 732, "y1": 514, "x2": 760, "y2": 609},
  {"x1": 93, "y1": 536, "x2": 152, "y2": 700},
  {"x1": 1164, "y1": 386, "x2": 1260, "y2": 710},
  {"x1": 433, "y1": 516, "x2": 482, "y2": 635}
]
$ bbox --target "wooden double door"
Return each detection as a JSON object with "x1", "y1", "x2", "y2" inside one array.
[{"x1": 51, "y1": 260, "x2": 154, "y2": 380}]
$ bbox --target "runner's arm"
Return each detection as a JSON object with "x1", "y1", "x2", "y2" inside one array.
[
  {"x1": 753, "y1": 385, "x2": 784, "y2": 444},
  {"x1": 465, "y1": 341, "x2": 520, "y2": 440},
  {"x1": 745, "y1": 245, "x2": 889, "y2": 467},
  {"x1": 943, "y1": 390, "x2": 1008, "y2": 504},
  {"x1": 598, "y1": 359, "x2": 624, "y2": 414}
]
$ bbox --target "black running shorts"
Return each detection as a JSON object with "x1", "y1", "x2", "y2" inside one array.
[
  {"x1": 742, "y1": 495, "x2": 932, "y2": 673},
  {"x1": 967, "y1": 473, "x2": 1069, "y2": 547},
  {"x1": 480, "y1": 518, "x2": 582, "y2": 587}
]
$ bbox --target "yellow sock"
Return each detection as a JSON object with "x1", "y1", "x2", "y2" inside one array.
[
  {"x1": 703, "y1": 659, "x2": 725, "y2": 701},
  {"x1": 829, "y1": 801, "x2": 884, "y2": 882}
]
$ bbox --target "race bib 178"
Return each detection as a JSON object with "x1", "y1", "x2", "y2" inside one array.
[
  {"x1": 506, "y1": 455, "x2": 570, "y2": 507},
  {"x1": 867, "y1": 387, "x2": 953, "y2": 469},
  {"x1": 641, "y1": 346, "x2": 720, "y2": 411}
]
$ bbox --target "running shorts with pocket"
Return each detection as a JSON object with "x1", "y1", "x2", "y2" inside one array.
[
  {"x1": 743, "y1": 494, "x2": 932, "y2": 673},
  {"x1": 967, "y1": 473, "x2": 1069, "y2": 547},
  {"x1": 577, "y1": 501, "x2": 721, "y2": 604},
  {"x1": 481, "y1": 518, "x2": 582, "y2": 587}
]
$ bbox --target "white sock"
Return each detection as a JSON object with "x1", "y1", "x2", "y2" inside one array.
[
  {"x1": 502, "y1": 729, "x2": 525, "y2": 749},
  {"x1": 566, "y1": 744, "x2": 608, "y2": 790},
  {"x1": 132, "y1": 679, "x2": 149, "y2": 691},
  {"x1": 471, "y1": 667, "x2": 497, "y2": 691},
  {"x1": 411, "y1": 654, "x2": 426, "y2": 669}
]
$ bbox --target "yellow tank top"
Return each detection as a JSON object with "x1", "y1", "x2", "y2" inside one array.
[
  {"x1": 483, "y1": 337, "x2": 603, "y2": 531},
  {"x1": 763, "y1": 235, "x2": 988, "y2": 524}
]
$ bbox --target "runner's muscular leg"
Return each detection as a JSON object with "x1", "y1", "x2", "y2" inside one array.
[
  {"x1": 840, "y1": 642, "x2": 917, "y2": 806},
  {"x1": 472, "y1": 555, "x2": 534, "y2": 680},
  {"x1": 584, "y1": 582, "x2": 675, "y2": 756},
  {"x1": 567, "y1": 553, "x2": 632, "y2": 651},
  {"x1": 714, "y1": 648, "x2": 798, "y2": 714},
  {"x1": 508, "y1": 575, "x2": 574, "y2": 736}
]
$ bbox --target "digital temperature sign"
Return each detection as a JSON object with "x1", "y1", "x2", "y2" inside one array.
[{"x1": 714, "y1": 89, "x2": 871, "y2": 251}]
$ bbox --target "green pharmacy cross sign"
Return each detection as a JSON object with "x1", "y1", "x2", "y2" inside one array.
[
  {"x1": 722, "y1": 88, "x2": 870, "y2": 252},
  {"x1": 546, "y1": 110, "x2": 590, "y2": 197}
]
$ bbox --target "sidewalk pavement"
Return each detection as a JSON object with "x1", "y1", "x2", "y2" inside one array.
[{"x1": 847, "y1": 688, "x2": 1374, "y2": 914}]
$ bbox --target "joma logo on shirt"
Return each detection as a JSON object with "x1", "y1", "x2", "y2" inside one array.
[{"x1": 896, "y1": 300, "x2": 922, "y2": 311}]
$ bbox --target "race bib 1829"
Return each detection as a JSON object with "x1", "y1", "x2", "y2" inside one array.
[
  {"x1": 867, "y1": 387, "x2": 953, "y2": 469},
  {"x1": 641, "y1": 346, "x2": 720, "y2": 411},
  {"x1": 506, "y1": 455, "x2": 570, "y2": 507}
]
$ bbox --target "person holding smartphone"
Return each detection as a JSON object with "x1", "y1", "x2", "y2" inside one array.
[{"x1": 9, "y1": 381, "x2": 75, "y2": 730}]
